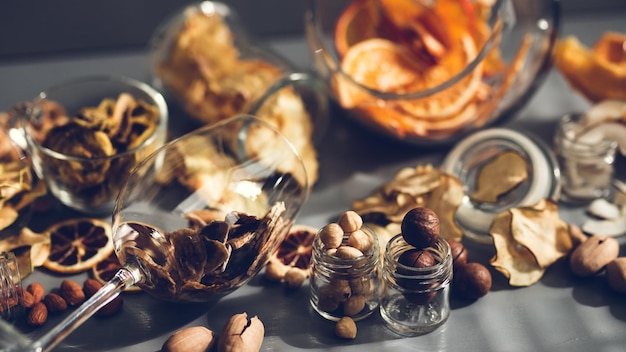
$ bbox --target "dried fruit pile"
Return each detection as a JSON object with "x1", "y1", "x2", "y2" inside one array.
[
  {"x1": 34, "y1": 94, "x2": 161, "y2": 208},
  {"x1": 331, "y1": 0, "x2": 528, "y2": 139},
  {"x1": 155, "y1": 10, "x2": 319, "y2": 185},
  {"x1": 115, "y1": 202, "x2": 289, "y2": 302}
]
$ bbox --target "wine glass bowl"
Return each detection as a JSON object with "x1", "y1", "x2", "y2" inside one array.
[{"x1": 111, "y1": 114, "x2": 309, "y2": 302}]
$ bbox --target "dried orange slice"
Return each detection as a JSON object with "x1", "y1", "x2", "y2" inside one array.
[
  {"x1": 396, "y1": 34, "x2": 482, "y2": 120},
  {"x1": 43, "y1": 218, "x2": 114, "y2": 274},
  {"x1": 274, "y1": 224, "x2": 317, "y2": 270},
  {"x1": 92, "y1": 252, "x2": 142, "y2": 292},
  {"x1": 336, "y1": 38, "x2": 425, "y2": 108},
  {"x1": 334, "y1": 0, "x2": 379, "y2": 58},
  {"x1": 554, "y1": 33, "x2": 626, "y2": 102}
]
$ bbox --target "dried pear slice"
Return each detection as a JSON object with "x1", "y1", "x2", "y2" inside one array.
[{"x1": 470, "y1": 150, "x2": 529, "y2": 203}]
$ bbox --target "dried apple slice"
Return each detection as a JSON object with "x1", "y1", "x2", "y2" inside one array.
[
  {"x1": 577, "y1": 121, "x2": 626, "y2": 155},
  {"x1": 489, "y1": 210, "x2": 545, "y2": 286}
]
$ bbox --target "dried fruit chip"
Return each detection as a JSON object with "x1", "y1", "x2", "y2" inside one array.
[
  {"x1": 489, "y1": 210, "x2": 544, "y2": 286},
  {"x1": 488, "y1": 199, "x2": 573, "y2": 286},
  {"x1": 352, "y1": 163, "x2": 465, "y2": 247},
  {"x1": 274, "y1": 224, "x2": 317, "y2": 270},
  {"x1": 43, "y1": 218, "x2": 114, "y2": 274},
  {"x1": 0, "y1": 227, "x2": 50, "y2": 278},
  {"x1": 553, "y1": 33, "x2": 626, "y2": 102},
  {"x1": 92, "y1": 252, "x2": 142, "y2": 293},
  {"x1": 470, "y1": 150, "x2": 529, "y2": 203},
  {"x1": 509, "y1": 199, "x2": 573, "y2": 268}
]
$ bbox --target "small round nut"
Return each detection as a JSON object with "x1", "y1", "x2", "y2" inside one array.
[
  {"x1": 319, "y1": 223, "x2": 344, "y2": 249},
  {"x1": 347, "y1": 229, "x2": 373, "y2": 253},
  {"x1": 342, "y1": 295, "x2": 366, "y2": 316},
  {"x1": 401, "y1": 208, "x2": 440, "y2": 249},
  {"x1": 453, "y1": 262, "x2": 492, "y2": 300},
  {"x1": 570, "y1": 235, "x2": 619, "y2": 277},
  {"x1": 446, "y1": 238, "x2": 468, "y2": 269},
  {"x1": 284, "y1": 267, "x2": 308, "y2": 289},
  {"x1": 335, "y1": 317, "x2": 357, "y2": 339},
  {"x1": 338, "y1": 211, "x2": 363, "y2": 233},
  {"x1": 397, "y1": 249, "x2": 436, "y2": 270},
  {"x1": 349, "y1": 277, "x2": 373, "y2": 297},
  {"x1": 606, "y1": 257, "x2": 626, "y2": 293},
  {"x1": 334, "y1": 246, "x2": 364, "y2": 259},
  {"x1": 264, "y1": 258, "x2": 289, "y2": 282}
]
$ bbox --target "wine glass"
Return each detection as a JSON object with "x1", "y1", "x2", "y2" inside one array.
[{"x1": 28, "y1": 114, "x2": 310, "y2": 352}]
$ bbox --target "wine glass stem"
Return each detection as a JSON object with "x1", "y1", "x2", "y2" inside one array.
[{"x1": 29, "y1": 265, "x2": 141, "y2": 352}]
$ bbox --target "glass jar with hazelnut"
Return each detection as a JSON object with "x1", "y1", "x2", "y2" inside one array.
[
  {"x1": 380, "y1": 234, "x2": 452, "y2": 336},
  {"x1": 309, "y1": 212, "x2": 382, "y2": 322}
]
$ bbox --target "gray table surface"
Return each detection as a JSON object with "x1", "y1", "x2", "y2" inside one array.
[{"x1": 0, "y1": 10, "x2": 625, "y2": 352}]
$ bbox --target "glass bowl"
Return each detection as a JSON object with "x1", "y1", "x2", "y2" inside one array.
[
  {"x1": 150, "y1": 1, "x2": 328, "y2": 182},
  {"x1": 8, "y1": 75, "x2": 168, "y2": 215},
  {"x1": 305, "y1": 0, "x2": 560, "y2": 145}
]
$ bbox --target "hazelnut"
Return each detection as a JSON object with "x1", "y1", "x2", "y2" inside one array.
[
  {"x1": 334, "y1": 246, "x2": 364, "y2": 259},
  {"x1": 446, "y1": 238, "x2": 468, "y2": 269},
  {"x1": 319, "y1": 223, "x2": 344, "y2": 249},
  {"x1": 401, "y1": 208, "x2": 440, "y2": 249},
  {"x1": 342, "y1": 295, "x2": 367, "y2": 316},
  {"x1": 284, "y1": 267, "x2": 308, "y2": 289},
  {"x1": 338, "y1": 211, "x2": 363, "y2": 233},
  {"x1": 453, "y1": 262, "x2": 492, "y2": 300},
  {"x1": 346, "y1": 229, "x2": 373, "y2": 253},
  {"x1": 335, "y1": 317, "x2": 357, "y2": 339}
]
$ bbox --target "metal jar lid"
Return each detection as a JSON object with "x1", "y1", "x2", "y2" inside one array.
[{"x1": 441, "y1": 128, "x2": 561, "y2": 244}]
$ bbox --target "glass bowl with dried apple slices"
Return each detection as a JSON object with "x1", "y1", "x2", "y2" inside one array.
[{"x1": 306, "y1": 0, "x2": 560, "y2": 145}]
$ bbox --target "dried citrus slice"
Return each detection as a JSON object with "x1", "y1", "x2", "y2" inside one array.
[
  {"x1": 336, "y1": 38, "x2": 425, "y2": 108},
  {"x1": 395, "y1": 34, "x2": 482, "y2": 120},
  {"x1": 553, "y1": 34, "x2": 626, "y2": 102},
  {"x1": 274, "y1": 224, "x2": 317, "y2": 270},
  {"x1": 334, "y1": 0, "x2": 379, "y2": 58},
  {"x1": 92, "y1": 252, "x2": 142, "y2": 292},
  {"x1": 43, "y1": 218, "x2": 114, "y2": 274}
]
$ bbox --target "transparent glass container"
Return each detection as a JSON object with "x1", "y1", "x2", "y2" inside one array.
[
  {"x1": 306, "y1": 0, "x2": 560, "y2": 145},
  {"x1": 380, "y1": 234, "x2": 452, "y2": 336},
  {"x1": 310, "y1": 226, "x2": 382, "y2": 322},
  {"x1": 554, "y1": 113, "x2": 617, "y2": 204},
  {"x1": 0, "y1": 252, "x2": 24, "y2": 322}
]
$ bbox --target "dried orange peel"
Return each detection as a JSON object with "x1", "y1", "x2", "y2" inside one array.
[{"x1": 553, "y1": 32, "x2": 626, "y2": 102}]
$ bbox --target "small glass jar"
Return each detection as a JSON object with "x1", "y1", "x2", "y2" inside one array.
[
  {"x1": 554, "y1": 113, "x2": 617, "y2": 204},
  {"x1": 380, "y1": 235, "x2": 452, "y2": 336},
  {"x1": 0, "y1": 252, "x2": 24, "y2": 322},
  {"x1": 309, "y1": 226, "x2": 382, "y2": 322}
]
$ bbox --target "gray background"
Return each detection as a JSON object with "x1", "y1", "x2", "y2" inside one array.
[{"x1": 0, "y1": 0, "x2": 625, "y2": 61}]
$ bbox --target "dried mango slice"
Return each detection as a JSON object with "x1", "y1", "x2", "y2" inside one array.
[
  {"x1": 470, "y1": 150, "x2": 529, "y2": 203},
  {"x1": 553, "y1": 34, "x2": 626, "y2": 102}
]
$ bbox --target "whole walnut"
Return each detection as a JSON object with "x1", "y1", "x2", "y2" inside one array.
[
  {"x1": 446, "y1": 238, "x2": 468, "y2": 269},
  {"x1": 401, "y1": 208, "x2": 440, "y2": 249}
]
